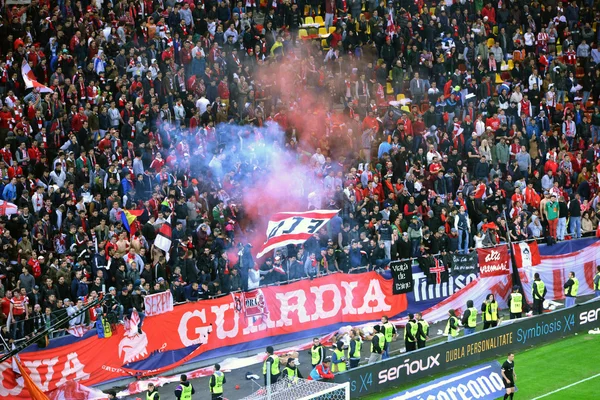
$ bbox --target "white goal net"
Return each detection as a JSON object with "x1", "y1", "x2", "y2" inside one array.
[{"x1": 239, "y1": 377, "x2": 350, "y2": 400}]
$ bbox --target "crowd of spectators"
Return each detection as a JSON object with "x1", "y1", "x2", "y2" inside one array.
[{"x1": 0, "y1": 0, "x2": 600, "y2": 345}]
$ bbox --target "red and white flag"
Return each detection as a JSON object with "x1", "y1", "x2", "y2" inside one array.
[
  {"x1": 154, "y1": 214, "x2": 172, "y2": 261},
  {"x1": 0, "y1": 200, "x2": 18, "y2": 216},
  {"x1": 67, "y1": 325, "x2": 92, "y2": 338},
  {"x1": 513, "y1": 241, "x2": 541, "y2": 268},
  {"x1": 256, "y1": 210, "x2": 339, "y2": 258},
  {"x1": 21, "y1": 61, "x2": 53, "y2": 93}
]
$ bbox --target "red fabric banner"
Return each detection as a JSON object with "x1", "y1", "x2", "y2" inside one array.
[
  {"x1": 477, "y1": 245, "x2": 510, "y2": 277},
  {"x1": 0, "y1": 272, "x2": 406, "y2": 398}
]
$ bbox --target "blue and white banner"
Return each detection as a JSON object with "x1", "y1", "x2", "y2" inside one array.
[{"x1": 382, "y1": 361, "x2": 513, "y2": 400}]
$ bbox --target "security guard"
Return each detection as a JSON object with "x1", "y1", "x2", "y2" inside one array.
[
  {"x1": 281, "y1": 358, "x2": 303, "y2": 383},
  {"x1": 415, "y1": 312, "x2": 429, "y2": 349},
  {"x1": 209, "y1": 363, "x2": 226, "y2": 400},
  {"x1": 381, "y1": 315, "x2": 397, "y2": 359},
  {"x1": 461, "y1": 300, "x2": 478, "y2": 335},
  {"x1": 445, "y1": 309, "x2": 460, "y2": 341},
  {"x1": 368, "y1": 325, "x2": 385, "y2": 363},
  {"x1": 348, "y1": 329, "x2": 362, "y2": 368},
  {"x1": 309, "y1": 337, "x2": 325, "y2": 368},
  {"x1": 482, "y1": 294, "x2": 499, "y2": 329},
  {"x1": 564, "y1": 271, "x2": 579, "y2": 308},
  {"x1": 146, "y1": 383, "x2": 160, "y2": 400},
  {"x1": 532, "y1": 273, "x2": 547, "y2": 315},
  {"x1": 594, "y1": 266, "x2": 600, "y2": 298},
  {"x1": 509, "y1": 286, "x2": 523, "y2": 319},
  {"x1": 331, "y1": 340, "x2": 347, "y2": 373},
  {"x1": 174, "y1": 374, "x2": 195, "y2": 400},
  {"x1": 404, "y1": 313, "x2": 418, "y2": 352},
  {"x1": 263, "y1": 346, "x2": 280, "y2": 386}
]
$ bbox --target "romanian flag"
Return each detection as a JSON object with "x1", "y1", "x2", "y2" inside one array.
[
  {"x1": 121, "y1": 209, "x2": 144, "y2": 236},
  {"x1": 15, "y1": 357, "x2": 50, "y2": 400}
]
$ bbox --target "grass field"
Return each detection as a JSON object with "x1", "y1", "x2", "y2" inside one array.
[{"x1": 361, "y1": 333, "x2": 600, "y2": 400}]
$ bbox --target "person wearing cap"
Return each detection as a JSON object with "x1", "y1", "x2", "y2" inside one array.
[
  {"x1": 368, "y1": 325, "x2": 385, "y2": 363},
  {"x1": 331, "y1": 340, "x2": 347, "y2": 373},
  {"x1": 282, "y1": 357, "x2": 303, "y2": 383},
  {"x1": 263, "y1": 346, "x2": 280, "y2": 385},
  {"x1": 209, "y1": 363, "x2": 226, "y2": 399},
  {"x1": 308, "y1": 357, "x2": 335, "y2": 381}
]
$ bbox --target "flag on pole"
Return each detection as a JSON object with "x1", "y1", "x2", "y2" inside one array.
[
  {"x1": 513, "y1": 241, "x2": 541, "y2": 268},
  {"x1": 14, "y1": 357, "x2": 50, "y2": 400},
  {"x1": 120, "y1": 209, "x2": 144, "y2": 236},
  {"x1": 21, "y1": 61, "x2": 53, "y2": 93},
  {"x1": 154, "y1": 214, "x2": 173, "y2": 261},
  {"x1": 0, "y1": 200, "x2": 18, "y2": 216},
  {"x1": 256, "y1": 210, "x2": 340, "y2": 258}
]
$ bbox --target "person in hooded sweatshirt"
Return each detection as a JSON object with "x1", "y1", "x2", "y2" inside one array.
[{"x1": 174, "y1": 374, "x2": 195, "y2": 399}]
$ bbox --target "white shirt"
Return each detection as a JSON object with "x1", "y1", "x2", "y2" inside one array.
[{"x1": 196, "y1": 97, "x2": 210, "y2": 114}]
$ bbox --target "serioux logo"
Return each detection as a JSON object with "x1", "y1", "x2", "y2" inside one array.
[
  {"x1": 378, "y1": 354, "x2": 441, "y2": 384},
  {"x1": 580, "y1": 307, "x2": 600, "y2": 325},
  {"x1": 485, "y1": 251, "x2": 501, "y2": 262}
]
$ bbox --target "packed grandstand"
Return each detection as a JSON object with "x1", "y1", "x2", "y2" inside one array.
[{"x1": 0, "y1": 0, "x2": 600, "y2": 398}]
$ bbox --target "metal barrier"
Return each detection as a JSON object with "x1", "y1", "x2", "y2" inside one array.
[{"x1": 333, "y1": 298, "x2": 600, "y2": 398}]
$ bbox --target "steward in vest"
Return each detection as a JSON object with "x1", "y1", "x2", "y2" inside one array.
[
  {"x1": 309, "y1": 337, "x2": 325, "y2": 368},
  {"x1": 415, "y1": 312, "x2": 429, "y2": 349},
  {"x1": 564, "y1": 271, "x2": 579, "y2": 308},
  {"x1": 461, "y1": 300, "x2": 478, "y2": 335},
  {"x1": 308, "y1": 357, "x2": 335, "y2": 381},
  {"x1": 380, "y1": 315, "x2": 397, "y2": 359},
  {"x1": 532, "y1": 273, "x2": 547, "y2": 315},
  {"x1": 445, "y1": 309, "x2": 460, "y2": 341},
  {"x1": 509, "y1": 286, "x2": 523, "y2": 319},
  {"x1": 404, "y1": 313, "x2": 418, "y2": 352},
  {"x1": 281, "y1": 358, "x2": 303, "y2": 383},
  {"x1": 146, "y1": 383, "x2": 160, "y2": 400},
  {"x1": 481, "y1": 293, "x2": 499, "y2": 329},
  {"x1": 263, "y1": 346, "x2": 281, "y2": 386},
  {"x1": 368, "y1": 325, "x2": 385, "y2": 363},
  {"x1": 348, "y1": 329, "x2": 363, "y2": 368},
  {"x1": 209, "y1": 363, "x2": 226, "y2": 400},
  {"x1": 594, "y1": 266, "x2": 600, "y2": 297},
  {"x1": 174, "y1": 374, "x2": 195, "y2": 400},
  {"x1": 331, "y1": 340, "x2": 347, "y2": 373}
]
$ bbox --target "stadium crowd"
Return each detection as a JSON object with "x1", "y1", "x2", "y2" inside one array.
[{"x1": 0, "y1": 0, "x2": 600, "y2": 345}]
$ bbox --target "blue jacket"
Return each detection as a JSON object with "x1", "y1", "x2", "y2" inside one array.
[{"x1": 2, "y1": 183, "x2": 16, "y2": 201}]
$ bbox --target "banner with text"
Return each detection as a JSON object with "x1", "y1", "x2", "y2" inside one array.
[
  {"x1": 382, "y1": 361, "x2": 511, "y2": 400},
  {"x1": 335, "y1": 298, "x2": 600, "y2": 398},
  {"x1": 389, "y1": 261, "x2": 413, "y2": 294},
  {"x1": 477, "y1": 246, "x2": 510, "y2": 277},
  {"x1": 451, "y1": 252, "x2": 479, "y2": 277},
  {"x1": 0, "y1": 272, "x2": 406, "y2": 398},
  {"x1": 144, "y1": 291, "x2": 174, "y2": 317}
]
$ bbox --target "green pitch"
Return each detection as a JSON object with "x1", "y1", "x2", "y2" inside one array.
[{"x1": 360, "y1": 333, "x2": 600, "y2": 400}]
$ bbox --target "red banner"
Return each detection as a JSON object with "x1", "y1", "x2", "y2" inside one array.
[
  {"x1": 477, "y1": 245, "x2": 510, "y2": 277},
  {"x1": 0, "y1": 272, "x2": 406, "y2": 398}
]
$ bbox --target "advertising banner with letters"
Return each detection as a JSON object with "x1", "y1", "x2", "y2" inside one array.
[
  {"x1": 0, "y1": 272, "x2": 406, "y2": 398},
  {"x1": 477, "y1": 245, "x2": 510, "y2": 277},
  {"x1": 334, "y1": 298, "x2": 600, "y2": 398},
  {"x1": 382, "y1": 361, "x2": 512, "y2": 400}
]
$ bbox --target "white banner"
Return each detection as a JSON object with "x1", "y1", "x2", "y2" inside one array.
[
  {"x1": 521, "y1": 241, "x2": 599, "y2": 302},
  {"x1": 144, "y1": 291, "x2": 173, "y2": 317},
  {"x1": 256, "y1": 210, "x2": 340, "y2": 258}
]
